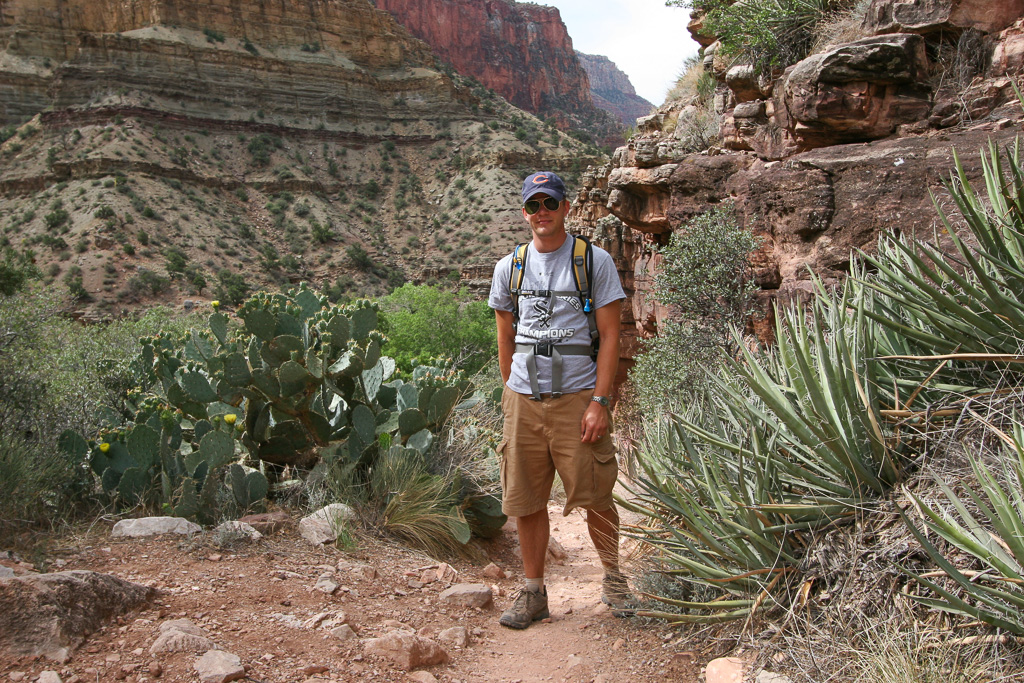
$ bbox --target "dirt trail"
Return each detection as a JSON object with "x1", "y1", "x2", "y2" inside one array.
[
  {"x1": 460, "y1": 503, "x2": 689, "y2": 683},
  {"x1": 1, "y1": 503, "x2": 699, "y2": 682}
]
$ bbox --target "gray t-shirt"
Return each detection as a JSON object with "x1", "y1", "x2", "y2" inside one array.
[{"x1": 489, "y1": 235, "x2": 625, "y2": 395}]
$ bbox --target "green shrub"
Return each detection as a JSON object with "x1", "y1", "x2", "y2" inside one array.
[
  {"x1": 362, "y1": 180, "x2": 382, "y2": 200},
  {"x1": 125, "y1": 270, "x2": 170, "y2": 297},
  {"x1": 247, "y1": 133, "x2": 282, "y2": 166},
  {"x1": 44, "y1": 209, "x2": 69, "y2": 230},
  {"x1": 379, "y1": 284, "x2": 497, "y2": 375},
  {"x1": 630, "y1": 204, "x2": 760, "y2": 414},
  {"x1": 0, "y1": 246, "x2": 40, "y2": 295},
  {"x1": 347, "y1": 244, "x2": 374, "y2": 271},
  {"x1": 310, "y1": 219, "x2": 333, "y2": 243},
  {"x1": 214, "y1": 269, "x2": 251, "y2": 305},
  {"x1": 0, "y1": 288, "x2": 204, "y2": 532},
  {"x1": 164, "y1": 247, "x2": 189, "y2": 275}
]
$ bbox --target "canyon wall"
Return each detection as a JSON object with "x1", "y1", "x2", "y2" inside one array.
[
  {"x1": 372, "y1": 0, "x2": 625, "y2": 145},
  {"x1": 576, "y1": 52, "x2": 654, "y2": 127},
  {"x1": 569, "y1": 0, "x2": 1024, "y2": 359}
]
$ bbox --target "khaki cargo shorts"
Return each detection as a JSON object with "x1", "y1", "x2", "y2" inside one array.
[{"x1": 498, "y1": 386, "x2": 619, "y2": 517}]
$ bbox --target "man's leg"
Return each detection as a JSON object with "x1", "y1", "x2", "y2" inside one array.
[
  {"x1": 518, "y1": 507, "x2": 550, "y2": 579},
  {"x1": 499, "y1": 507, "x2": 552, "y2": 629}
]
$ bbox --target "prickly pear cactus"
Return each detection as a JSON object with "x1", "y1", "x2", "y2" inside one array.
[{"x1": 70, "y1": 283, "x2": 505, "y2": 538}]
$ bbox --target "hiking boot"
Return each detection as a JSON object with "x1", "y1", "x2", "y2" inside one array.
[
  {"x1": 601, "y1": 573, "x2": 636, "y2": 617},
  {"x1": 499, "y1": 587, "x2": 549, "y2": 629}
]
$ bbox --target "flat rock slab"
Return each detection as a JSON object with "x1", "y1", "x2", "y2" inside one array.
[
  {"x1": 111, "y1": 516, "x2": 201, "y2": 538},
  {"x1": 238, "y1": 511, "x2": 292, "y2": 534},
  {"x1": 150, "y1": 619, "x2": 217, "y2": 654},
  {"x1": 438, "y1": 583, "x2": 492, "y2": 609},
  {"x1": 364, "y1": 631, "x2": 448, "y2": 670},
  {"x1": 0, "y1": 570, "x2": 152, "y2": 662},
  {"x1": 212, "y1": 520, "x2": 263, "y2": 541},
  {"x1": 299, "y1": 504, "x2": 356, "y2": 545},
  {"x1": 194, "y1": 649, "x2": 245, "y2": 683}
]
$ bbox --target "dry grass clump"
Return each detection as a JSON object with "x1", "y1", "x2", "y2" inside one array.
[
  {"x1": 665, "y1": 56, "x2": 705, "y2": 105},
  {"x1": 809, "y1": 0, "x2": 872, "y2": 53}
]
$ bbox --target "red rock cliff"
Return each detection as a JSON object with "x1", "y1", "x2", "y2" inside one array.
[
  {"x1": 373, "y1": 0, "x2": 623, "y2": 143},
  {"x1": 576, "y1": 51, "x2": 654, "y2": 127}
]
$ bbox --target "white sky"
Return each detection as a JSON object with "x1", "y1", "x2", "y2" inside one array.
[{"x1": 542, "y1": 0, "x2": 700, "y2": 106}]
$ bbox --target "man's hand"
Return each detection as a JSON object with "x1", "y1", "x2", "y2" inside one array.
[{"x1": 580, "y1": 400, "x2": 609, "y2": 443}]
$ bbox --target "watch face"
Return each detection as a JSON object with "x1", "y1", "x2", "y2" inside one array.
[{"x1": 593, "y1": 396, "x2": 609, "y2": 406}]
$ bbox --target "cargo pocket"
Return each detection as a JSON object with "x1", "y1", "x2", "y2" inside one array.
[
  {"x1": 497, "y1": 439, "x2": 509, "y2": 494},
  {"x1": 591, "y1": 436, "x2": 619, "y2": 507}
]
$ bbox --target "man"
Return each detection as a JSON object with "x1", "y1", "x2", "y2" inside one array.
[{"x1": 488, "y1": 171, "x2": 631, "y2": 630}]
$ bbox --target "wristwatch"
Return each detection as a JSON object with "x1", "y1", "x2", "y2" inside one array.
[{"x1": 591, "y1": 395, "x2": 610, "y2": 407}]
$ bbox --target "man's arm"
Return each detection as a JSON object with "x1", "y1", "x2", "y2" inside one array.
[
  {"x1": 495, "y1": 309, "x2": 516, "y2": 385},
  {"x1": 580, "y1": 299, "x2": 621, "y2": 443}
]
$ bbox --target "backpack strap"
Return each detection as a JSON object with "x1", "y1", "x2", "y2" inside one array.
[
  {"x1": 508, "y1": 242, "x2": 529, "y2": 332},
  {"x1": 569, "y1": 235, "x2": 600, "y2": 359}
]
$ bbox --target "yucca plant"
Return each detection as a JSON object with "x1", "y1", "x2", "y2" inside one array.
[
  {"x1": 625, "y1": 283, "x2": 905, "y2": 621},
  {"x1": 855, "y1": 139, "x2": 1024, "y2": 398},
  {"x1": 626, "y1": 412, "x2": 813, "y2": 623},
  {"x1": 900, "y1": 422, "x2": 1024, "y2": 634}
]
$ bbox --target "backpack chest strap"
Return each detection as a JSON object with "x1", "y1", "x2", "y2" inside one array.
[{"x1": 514, "y1": 342, "x2": 594, "y2": 399}]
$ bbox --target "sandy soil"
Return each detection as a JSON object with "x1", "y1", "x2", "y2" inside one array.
[{"x1": 1, "y1": 503, "x2": 701, "y2": 683}]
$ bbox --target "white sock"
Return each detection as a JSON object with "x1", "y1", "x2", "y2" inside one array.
[{"x1": 525, "y1": 577, "x2": 544, "y2": 592}]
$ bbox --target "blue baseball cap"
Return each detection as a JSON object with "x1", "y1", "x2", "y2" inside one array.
[{"x1": 521, "y1": 171, "x2": 566, "y2": 203}]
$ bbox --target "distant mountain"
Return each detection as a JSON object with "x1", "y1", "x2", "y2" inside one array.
[
  {"x1": 373, "y1": 0, "x2": 626, "y2": 147},
  {"x1": 575, "y1": 52, "x2": 655, "y2": 127}
]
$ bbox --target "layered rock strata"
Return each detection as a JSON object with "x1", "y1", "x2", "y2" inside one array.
[
  {"x1": 0, "y1": 0, "x2": 601, "y2": 316},
  {"x1": 573, "y1": 116, "x2": 1023, "y2": 346},
  {"x1": 0, "y1": 0, "x2": 458, "y2": 130}
]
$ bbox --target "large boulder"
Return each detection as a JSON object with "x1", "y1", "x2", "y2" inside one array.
[
  {"x1": 863, "y1": 0, "x2": 1024, "y2": 35},
  {"x1": 298, "y1": 504, "x2": 356, "y2": 546},
  {"x1": 781, "y1": 34, "x2": 932, "y2": 149},
  {"x1": 0, "y1": 570, "x2": 152, "y2": 662}
]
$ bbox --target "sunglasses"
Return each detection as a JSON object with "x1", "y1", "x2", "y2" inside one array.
[{"x1": 523, "y1": 196, "x2": 562, "y2": 215}]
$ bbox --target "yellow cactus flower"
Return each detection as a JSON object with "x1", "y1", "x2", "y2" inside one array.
[
  {"x1": 224, "y1": 414, "x2": 237, "y2": 425},
  {"x1": 99, "y1": 442, "x2": 111, "y2": 453},
  {"x1": 211, "y1": 300, "x2": 221, "y2": 309}
]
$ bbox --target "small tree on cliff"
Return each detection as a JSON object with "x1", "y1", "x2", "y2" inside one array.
[{"x1": 629, "y1": 203, "x2": 761, "y2": 413}]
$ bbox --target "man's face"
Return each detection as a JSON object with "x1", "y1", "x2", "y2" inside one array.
[{"x1": 522, "y1": 193, "x2": 568, "y2": 240}]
